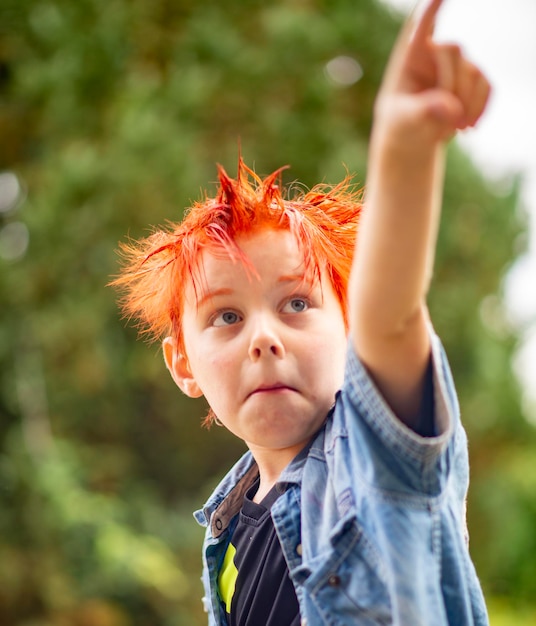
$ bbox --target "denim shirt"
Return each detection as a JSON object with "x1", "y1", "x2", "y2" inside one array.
[{"x1": 193, "y1": 331, "x2": 489, "y2": 625}]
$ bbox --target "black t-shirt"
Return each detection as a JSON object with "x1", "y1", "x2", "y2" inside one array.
[
  {"x1": 218, "y1": 479, "x2": 301, "y2": 626},
  {"x1": 218, "y1": 357, "x2": 435, "y2": 625}
]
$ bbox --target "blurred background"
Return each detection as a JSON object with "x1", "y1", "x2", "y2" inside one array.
[{"x1": 0, "y1": 0, "x2": 535, "y2": 625}]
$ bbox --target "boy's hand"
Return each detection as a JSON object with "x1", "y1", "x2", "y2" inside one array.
[
  {"x1": 374, "y1": 0, "x2": 491, "y2": 145},
  {"x1": 351, "y1": 0, "x2": 491, "y2": 427}
]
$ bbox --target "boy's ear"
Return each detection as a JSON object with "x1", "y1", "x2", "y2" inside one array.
[{"x1": 162, "y1": 337, "x2": 203, "y2": 398}]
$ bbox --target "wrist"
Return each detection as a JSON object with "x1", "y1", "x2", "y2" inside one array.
[{"x1": 369, "y1": 124, "x2": 443, "y2": 173}]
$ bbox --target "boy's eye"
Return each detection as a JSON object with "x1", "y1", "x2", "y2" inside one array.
[
  {"x1": 282, "y1": 298, "x2": 309, "y2": 314},
  {"x1": 213, "y1": 310, "x2": 241, "y2": 327}
]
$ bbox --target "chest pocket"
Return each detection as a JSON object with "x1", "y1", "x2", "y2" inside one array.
[{"x1": 291, "y1": 512, "x2": 393, "y2": 626}]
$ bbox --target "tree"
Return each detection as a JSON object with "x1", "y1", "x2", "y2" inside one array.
[{"x1": 0, "y1": 0, "x2": 533, "y2": 623}]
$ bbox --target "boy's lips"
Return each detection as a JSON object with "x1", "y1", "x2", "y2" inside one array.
[{"x1": 247, "y1": 383, "x2": 298, "y2": 398}]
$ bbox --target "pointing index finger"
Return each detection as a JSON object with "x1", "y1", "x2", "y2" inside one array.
[
  {"x1": 413, "y1": 0, "x2": 444, "y2": 43},
  {"x1": 380, "y1": 0, "x2": 445, "y2": 92}
]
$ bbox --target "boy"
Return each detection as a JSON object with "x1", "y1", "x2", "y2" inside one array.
[{"x1": 113, "y1": 0, "x2": 491, "y2": 623}]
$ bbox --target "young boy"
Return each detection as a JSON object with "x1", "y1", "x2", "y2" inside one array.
[{"x1": 113, "y1": 0, "x2": 491, "y2": 623}]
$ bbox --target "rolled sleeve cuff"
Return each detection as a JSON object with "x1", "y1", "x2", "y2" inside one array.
[{"x1": 342, "y1": 327, "x2": 459, "y2": 470}]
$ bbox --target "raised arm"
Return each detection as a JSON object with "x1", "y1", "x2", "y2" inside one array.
[{"x1": 349, "y1": 0, "x2": 490, "y2": 428}]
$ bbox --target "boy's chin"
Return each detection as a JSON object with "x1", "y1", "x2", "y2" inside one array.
[{"x1": 243, "y1": 409, "x2": 327, "y2": 449}]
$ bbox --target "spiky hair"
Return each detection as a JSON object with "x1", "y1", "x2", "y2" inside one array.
[{"x1": 112, "y1": 158, "x2": 363, "y2": 358}]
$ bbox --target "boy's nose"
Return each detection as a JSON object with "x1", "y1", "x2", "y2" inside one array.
[{"x1": 248, "y1": 316, "x2": 285, "y2": 361}]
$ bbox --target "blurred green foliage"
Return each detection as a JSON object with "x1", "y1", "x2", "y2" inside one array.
[{"x1": 0, "y1": 0, "x2": 534, "y2": 624}]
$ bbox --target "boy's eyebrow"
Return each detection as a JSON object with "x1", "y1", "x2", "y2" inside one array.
[
  {"x1": 278, "y1": 273, "x2": 307, "y2": 284},
  {"x1": 278, "y1": 273, "x2": 318, "y2": 291},
  {"x1": 196, "y1": 288, "x2": 234, "y2": 308}
]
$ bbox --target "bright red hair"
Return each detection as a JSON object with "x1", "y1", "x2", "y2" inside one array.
[{"x1": 112, "y1": 158, "x2": 363, "y2": 360}]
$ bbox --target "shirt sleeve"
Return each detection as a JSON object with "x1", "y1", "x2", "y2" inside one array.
[{"x1": 333, "y1": 327, "x2": 466, "y2": 497}]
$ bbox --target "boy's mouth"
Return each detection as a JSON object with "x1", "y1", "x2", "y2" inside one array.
[{"x1": 247, "y1": 383, "x2": 297, "y2": 398}]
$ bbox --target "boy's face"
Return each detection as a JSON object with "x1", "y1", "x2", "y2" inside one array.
[{"x1": 164, "y1": 229, "x2": 347, "y2": 460}]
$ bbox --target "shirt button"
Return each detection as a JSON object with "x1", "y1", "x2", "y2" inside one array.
[
  {"x1": 296, "y1": 543, "x2": 303, "y2": 556},
  {"x1": 327, "y1": 574, "x2": 341, "y2": 587}
]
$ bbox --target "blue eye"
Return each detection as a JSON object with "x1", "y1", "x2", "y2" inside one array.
[
  {"x1": 283, "y1": 298, "x2": 309, "y2": 313},
  {"x1": 213, "y1": 310, "x2": 241, "y2": 327}
]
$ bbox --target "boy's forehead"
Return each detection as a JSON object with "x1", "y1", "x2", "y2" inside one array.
[{"x1": 183, "y1": 230, "x2": 315, "y2": 305}]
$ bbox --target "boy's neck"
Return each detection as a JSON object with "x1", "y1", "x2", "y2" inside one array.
[
  {"x1": 248, "y1": 439, "x2": 311, "y2": 504},
  {"x1": 252, "y1": 478, "x2": 277, "y2": 504}
]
